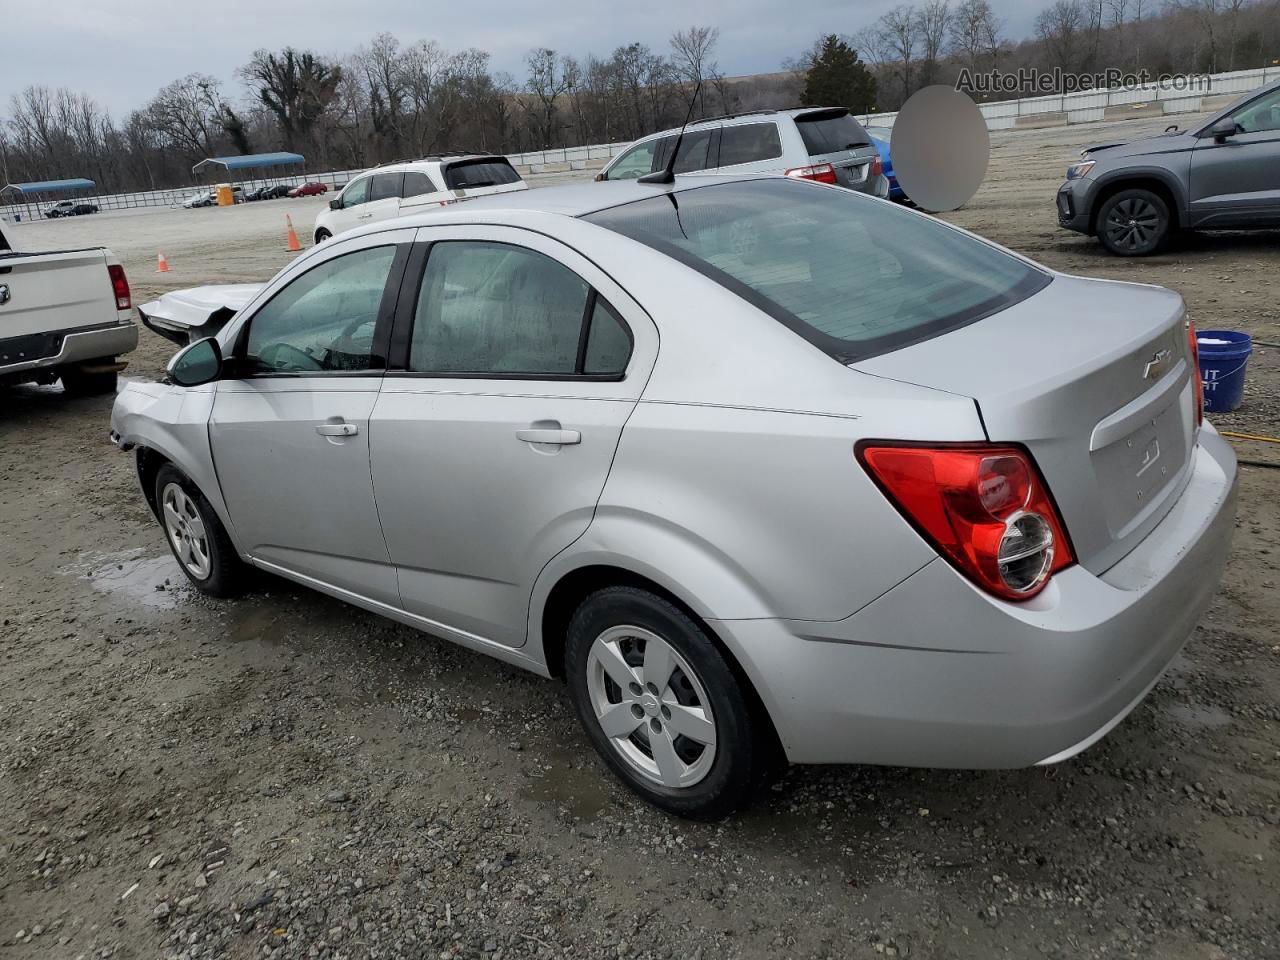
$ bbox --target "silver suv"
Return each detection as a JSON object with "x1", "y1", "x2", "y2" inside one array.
[{"x1": 598, "y1": 107, "x2": 888, "y2": 196}]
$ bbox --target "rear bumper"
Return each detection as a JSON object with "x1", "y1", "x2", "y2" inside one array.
[
  {"x1": 0, "y1": 320, "x2": 138, "y2": 377},
  {"x1": 714, "y1": 426, "x2": 1237, "y2": 767}
]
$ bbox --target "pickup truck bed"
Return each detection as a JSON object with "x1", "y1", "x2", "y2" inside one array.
[{"x1": 0, "y1": 225, "x2": 138, "y2": 395}]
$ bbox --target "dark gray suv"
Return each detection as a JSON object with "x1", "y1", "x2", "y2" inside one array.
[{"x1": 1057, "y1": 79, "x2": 1280, "y2": 255}]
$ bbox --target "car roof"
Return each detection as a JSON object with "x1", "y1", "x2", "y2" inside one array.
[
  {"x1": 628, "y1": 106, "x2": 854, "y2": 143},
  {"x1": 394, "y1": 173, "x2": 765, "y2": 223},
  {"x1": 349, "y1": 155, "x2": 508, "y2": 178}
]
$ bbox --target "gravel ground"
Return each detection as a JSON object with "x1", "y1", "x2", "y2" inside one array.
[{"x1": 1, "y1": 113, "x2": 1277, "y2": 960}]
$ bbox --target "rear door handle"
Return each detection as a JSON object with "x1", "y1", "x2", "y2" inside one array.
[
  {"x1": 316, "y1": 422, "x2": 358, "y2": 437},
  {"x1": 516, "y1": 428, "x2": 581, "y2": 445}
]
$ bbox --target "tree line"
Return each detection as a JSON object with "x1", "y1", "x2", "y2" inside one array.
[{"x1": 1, "y1": 0, "x2": 1276, "y2": 196}]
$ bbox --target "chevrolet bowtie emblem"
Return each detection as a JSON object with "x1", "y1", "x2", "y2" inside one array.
[{"x1": 1143, "y1": 348, "x2": 1172, "y2": 380}]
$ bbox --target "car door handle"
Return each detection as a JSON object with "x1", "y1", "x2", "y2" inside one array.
[
  {"x1": 516, "y1": 428, "x2": 581, "y2": 445},
  {"x1": 358, "y1": 213, "x2": 373, "y2": 220},
  {"x1": 316, "y1": 422, "x2": 358, "y2": 437}
]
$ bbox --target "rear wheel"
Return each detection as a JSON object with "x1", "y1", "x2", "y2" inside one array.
[
  {"x1": 154, "y1": 464, "x2": 244, "y2": 597},
  {"x1": 565, "y1": 586, "x2": 767, "y2": 818},
  {"x1": 1096, "y1": 188, "x2": 1171, "y2": 256},
  {"x1": 60, "y1": 361, "x2": 117, "y2": 396}
]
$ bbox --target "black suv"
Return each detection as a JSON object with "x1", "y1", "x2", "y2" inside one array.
[{"x1": 1057, "y1": 79, "x2": 1280, "y2": 255}]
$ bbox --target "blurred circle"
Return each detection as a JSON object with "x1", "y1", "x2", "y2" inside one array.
[{"x1": 891, "y1": 86, "x2": 989, "y2": 212}]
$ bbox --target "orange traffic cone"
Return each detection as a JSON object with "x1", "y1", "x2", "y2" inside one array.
[
  {"x1": 285, "y1": 216, "x2": 302, "y2": 252},
  {"x1": 156, "y1": 252, "x2": 170, "y2": 273}
]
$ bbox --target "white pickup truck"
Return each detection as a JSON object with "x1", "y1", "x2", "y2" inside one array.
[{"x1": 0, "y1": 220, "x2": 138, "y2": 395}]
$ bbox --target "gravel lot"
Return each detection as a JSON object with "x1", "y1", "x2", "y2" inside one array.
[{"x1": 2, "y1": 112, "x2": 1277, "y2": 960}]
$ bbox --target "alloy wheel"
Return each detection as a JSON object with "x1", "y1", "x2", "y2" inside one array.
[
  {"x1": 1104, "y1": 197, "x2": 1162, "y2": 252},
  {"x1": 585, "y1": 625, "x2": 718, "y2": 788},
  {"x1": 161, "y1": 482, "x2": 212, "y2": 580}
]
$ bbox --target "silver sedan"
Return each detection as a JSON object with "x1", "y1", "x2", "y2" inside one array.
[{"x1": 112, "y1": 175, "x2": 1237, "y2": 817}]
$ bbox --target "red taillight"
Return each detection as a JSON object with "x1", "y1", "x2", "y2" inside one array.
[
  {"x1": 857, "y1": 443, "x2": 1075, "y2": 602},
  {"x1": 107, "y1": 263, "x2": 131, "y2": 311},
  {"x1": 784, "y1": 162, "x2": 839, "y2": 185},
  {"x1": 1187, "y1": 319, "x2": 1204, "y2": 426},
  {"x1": 870, "y1": 155, "x2": 883, "y2": 178}
]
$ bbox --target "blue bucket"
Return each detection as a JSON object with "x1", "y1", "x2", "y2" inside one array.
[{"x1": 1196, "y1": 330, "x2": 1252, "y2": 413}]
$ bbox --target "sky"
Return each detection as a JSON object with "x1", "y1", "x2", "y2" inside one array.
[{"x1": 1, "y1": 0, "x2": 1048, "y2": 118}]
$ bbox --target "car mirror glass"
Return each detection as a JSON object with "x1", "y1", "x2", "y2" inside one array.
[
  {"x1": 167, "y1": 337, "x2": 223, "y2": 387},
  {"x1": 329, "y1": 198, "x2": 341, "y2": 210}
]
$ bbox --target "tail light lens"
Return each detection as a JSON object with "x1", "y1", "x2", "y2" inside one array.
[
  {"x1": 107, "y1": 264, "x2": 132, "y2": 311},
  {"x1": 1186, "y1": 319, "x2": 1203, "y2": 426},
  {"x1": 857, "y1": 443, "x2": 1075, "y2": 602},
  {"x1": 870, "y1": 155, "x2": 883, "y2": 178},
  {"x1": 784, "y1": 162, "x2": 839, "y2": 185}
]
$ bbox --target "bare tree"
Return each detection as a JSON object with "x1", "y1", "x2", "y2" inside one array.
[
  {"x1": 1036, "y1": 0, "x2": 1087, "y2": 77},
  {"x1": 670, "y1": 26, "x2": 720, "y2": 116},
  {"x1": 917, "y1": 0, "x2": 952, "y2": 85},
  {"x1": 879, "y1": 5, "x2": 921, "y2": 103},
  {"x1": 525, "y1": 48, "x2": 575, "y2": 148},
  {"x1": 240, "y1": 48, "x2": 342, "y2": 153},
  {"x1": 949, "y1": 0, "x2": 1002, "y2": 70}
]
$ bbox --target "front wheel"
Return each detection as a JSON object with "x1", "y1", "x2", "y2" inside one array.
[
  {"x1": 154, "y1": 464, "x2": 244, "y2": 597},
  {"x1": 314, "y1": 228, "x2": 331, "y2": 243},
  {"x1": 565, "y1": 586, "x2": 769, "y2": 818},
  {"x1": 1096, "y1": 188, "x2": 1171, "y2": 256}
]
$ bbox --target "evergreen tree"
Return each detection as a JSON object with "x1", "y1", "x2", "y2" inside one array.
[{"x1": 800, "y1": 35, "x2": 878, "y2": 112}]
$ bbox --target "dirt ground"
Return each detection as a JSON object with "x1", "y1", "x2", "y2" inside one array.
[{"x1": 2, "y1": 112, "x2": 1277, "y2": 960}]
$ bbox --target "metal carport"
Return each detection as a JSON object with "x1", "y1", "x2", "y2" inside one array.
[{"x1": 0, "y1": 178, "x2": 98, "y2": 222}]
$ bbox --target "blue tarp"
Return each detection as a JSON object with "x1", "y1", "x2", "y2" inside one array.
[
  {"x1": 192, "y1": 152, "x2": 305, "y2": 173},
  {"x1": 0, "y1": 178, "x2": 97, "y2": 196}
]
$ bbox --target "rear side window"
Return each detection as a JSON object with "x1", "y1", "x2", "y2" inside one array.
[
  {"x1": 370, "y1": 173, "x2": 403, "y2": 201},
  {"x1": 717, "y1": 123, "x2": 783, "y2": 167},
  {"x1": 443, "y1": 159, "x2": 521, "y2": 190},
  {"x1": 584, "y1": 179, "x2": 1048, "y2": 363},
  {"x1": 795, "y1": 110, "x2": 872, "y2": 155},
  {"x1": 401, "y1": 172, "x2": 438, "y2": 198},
  {"x1": 409, "y1": 241, "x2": 630, "y2": 377},
  {"x1": 656, "y1": 129, "x2": 716, "y2": 174}
]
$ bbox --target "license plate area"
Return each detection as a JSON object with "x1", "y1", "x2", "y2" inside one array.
[{"x1": 1091, "y1": 398, "x2": 1188, "y2": 539}]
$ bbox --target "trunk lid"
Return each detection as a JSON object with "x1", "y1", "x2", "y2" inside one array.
[{"x1": 852, "y1": 275, "x2": 1199, "y2": 574}]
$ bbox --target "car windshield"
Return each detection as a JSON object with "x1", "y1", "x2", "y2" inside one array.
[{"x1": 583, "y1": 179, "x2": 1049, "y2": 362}]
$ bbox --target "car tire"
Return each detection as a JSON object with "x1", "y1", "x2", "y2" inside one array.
[
  {"x1": 315, "y1": 229, "x2": 331, "y2": 243},
  {"x1": 1096, "y1": 188, "x2": 1171, "y2": 256},
  {"x1": 153, "y1": 464, "x2": 244, "y2": 597},
  {"x1": 60, "y1": 363, "x2": 117, "y2": 396},
  {"x1": 565, "y1": 586, "x2": 767, "y2": 818}
]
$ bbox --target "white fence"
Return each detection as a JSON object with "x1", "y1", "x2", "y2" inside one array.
[{"x1": 4, "y1": 65, "x2": 1276, "y2": 223}]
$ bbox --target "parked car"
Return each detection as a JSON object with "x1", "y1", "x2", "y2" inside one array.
[
  {"x1": 112, "y1": 175, "x2": 1236, "y2": 818},
  {"x1": 598, "y1": 107, "x2": 888, "y2": 197},
  {"x1": 289, "y1": 181, "x2": 329, "y2": 198},
  {"x1": 313, "y1": 156, "x2": 528, "y2": 242},
  {"x1": 262, "y1": 184, "x2": 292, "y2": 200},
  {"x1": 0, "y1": 221, "x2": 137, "y2": 394},
  {"x1": 182, "y1": 191, "x2": 215, "y2": 209},
  {"x1": 1057, "y1": 78, "x2": 1280, "y2": 255},
  {"x1": 864, "y1": 125, "x2": 905, "y2": 201},
  {"x1": 45, "y1": 200, "x2": 100, "y2": 218}
]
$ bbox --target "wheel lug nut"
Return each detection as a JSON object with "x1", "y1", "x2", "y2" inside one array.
[
  {"x1": 645, "y1": 682, "x2": 659, "y2": 696},
  {"x1": 660, "y1": 706, "x2": 671, "y2": 721},
  {"x1": 649, "y1": 718, "x2": 661, "y2": 734},
  {"x1": 628, "y1": 682, "x2": 642, "y2": 697},
  {"x1": 631, "y1": 704, "x2": 644, "y2": 719}
]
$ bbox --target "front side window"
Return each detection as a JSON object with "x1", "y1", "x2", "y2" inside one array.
[
  {"x1": 1231, "y1": 88, "x2": 1280, "y2": 134},
  {"x1": 717, "y1": 123, "x2": 784, "y2": 167},
  {"x1": 340, "y1": 176, "x2": 371, "y2": 209},
  {"x1": 243, "y1": 246, "x2": 395, "y2": 374},
  {"x1": 606, "y1": 141, "x2": 659, "y2": 180},
  {"x1": 409, "y1": 241, "x2": 630, "y2": 377},
  {"x1": 585, "y1": 179, "x2": 1048, "y2": 363},
  {"x1": 402, "y1": 171, "x2": 438, "y2": 198},
  {"x1": 370, "y1": 173, "x2": 403, "y2": 201}
]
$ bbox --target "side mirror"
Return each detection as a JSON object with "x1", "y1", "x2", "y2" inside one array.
[
  {"x1": 167, "y1": 337, "x2": 223, "y2": 387},
  {"x1": 329, "y1": 198, "x2": 341, "y2": 210},
  {"x1": 593, "y1": 173, "x2": 606, "y2": 182},
  {"x1": 1210, "y1": 117, "x2": 1238, "y2": 143}
]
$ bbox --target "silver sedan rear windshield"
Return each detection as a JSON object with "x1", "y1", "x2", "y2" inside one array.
[{"x1": 583, "y1": 179, "x2": 1050, "y2": 363}]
